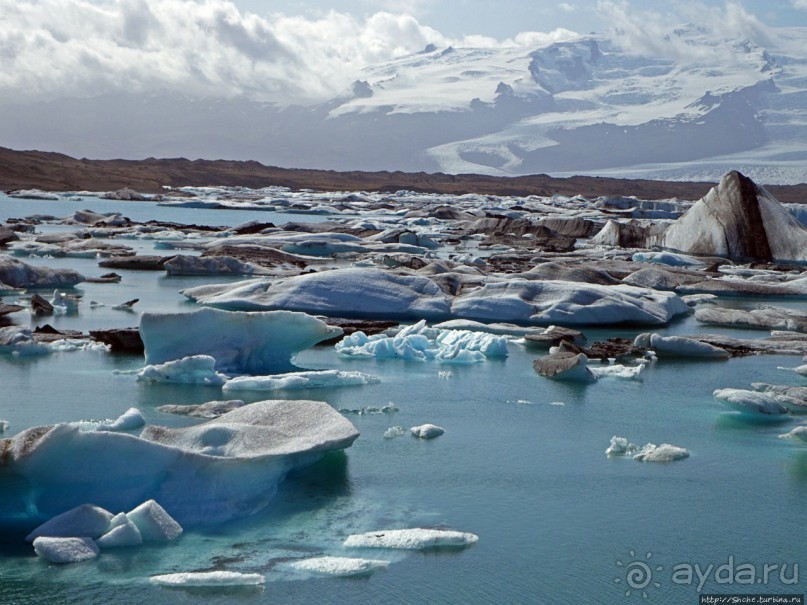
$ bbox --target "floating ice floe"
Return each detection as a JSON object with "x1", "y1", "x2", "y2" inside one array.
[
  {"x1": 534, "y1": 351, "x2": 596, "y2": 382},
  {"x1": 140, "y1": 308, "x2": 341, "y2": 374},
  {"x1": 632, "y1": 251, "x2": 704, "y2": 267},
  {"x1": 695, "y1": 306, "x2": 807, "y2": 333},
  {"x1": 127, "y1": 500, "x2": 183, "y2": 542},
  {"x1": 0, "y1": 254, "x2": 84, "y2": 288},
  {"x1": 780, "y1": 426, "x2": 807, "y2": 444},
  {"x1": 282, "y1": 556, "x2": 390, "y2": 577},
  {"x1": 383, "y1": 426, "x2": 408, "y2": 439},
  {"x1": 150, "y1": 571, "x2": 265, "y2": 587},
  {"x1": 223, "y1": 370, "x2": 380, "y2": 393},
  {"x1": 589, "y1": 362, "x2": 646, "y2": 380},
  {"x1": 0, "y1": 326, "x2": 51, "y2": 356},
  {"x1": 164, "y1": 255, "x2": 269, "y2": 276},
  {"x1": 0, "y1": 420, "x2": 7, "y2": 433},
  {"x1": 138, "y1": 355, "x2": 228, "y2": 386},
  {"x1": 335, "y1": 320, "x2": 507, "y2": 363},
  {"x1": 633, "y1": 333, "x2": 730, "y2": 358},
  {"x1": 713, "y1": 388, "x2": 790, "y2": 419},
  {"x1": 410, "y1": 424, "x2": 445, "y2": 439},
  {"x1": 606, "y1": 436, "x2": 689, "y2": 462},
  {"x1": 344, "y1": 528, "x2": 478, "y2": 550},
  {"x1": 33, "y1": 536, "x2": 99, "y2": 564},
  {"x1": 0, "y1": 400, "x2": 359, "y2": 527}
]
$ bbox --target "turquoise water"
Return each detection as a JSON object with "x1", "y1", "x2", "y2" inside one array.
[{"x1": 2, "y1": 198, "x2": 807, "y2": 604}]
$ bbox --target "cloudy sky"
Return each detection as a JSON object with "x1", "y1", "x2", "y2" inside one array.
[{"x1": 0, "y1": 0, "x2": 805, "y2": 106}]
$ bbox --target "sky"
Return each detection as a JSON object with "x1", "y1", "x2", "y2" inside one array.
[{"x1": 0, "y1": 0, "x2": 805, "y2": 107}]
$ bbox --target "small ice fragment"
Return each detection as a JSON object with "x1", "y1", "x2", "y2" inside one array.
[
  {"x1": 150, "y1": 571, "x2": 265, "y2": 586},
  {"x1": 344, "y1": 528, "x2": 478, "y2": 550},
  {"x1": 0, "y1": 419, "x2": 7, "y2": 433},
  {"x1": 411, "y1": 424, "x2": 445, "y2": 439},
  {"x1": 126, "y1": 500, "x2": 183, "y2": 542},
  {"x1": 383, "y1": 426, "x2": 407, "y2": 439},
  {"x1": 33, "y1": 536, "x2": 100, "y2": 564},
  {"x1": 223, "y1": 370, "x2": 378, "y2": 392},
  {"x1": 516, "y1": 399, "x2": 532, "y2": 405},
  {"x1": 780, "y1": 426, "x2": 807, "y2": 444},
  {"x1": 438, "y1": 370, "x2": 453, "y2": 379},
  {"x1": 26, "y1": 504, "x2": 113, "y2": 541},
  {"x1": 96, "y1": 513, "x2": 143, "y2": 548},
  {"x1": 284, "y1": 556, "x2": 389, "y2": 577},
  {"x1": 605, "y1": 436, "x2": 638, "y2": 457},
  {"x1": 96, "y1": 408, "x2": 145, "y2": 432},
  {"x1": 548, "y1": 401, "x2": 566, "y2": 406},
  {"x1": 137, "y1": 355, "x2": 227, "y2": 386}
]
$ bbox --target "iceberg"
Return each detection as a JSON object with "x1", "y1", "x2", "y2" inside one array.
[
  {"x1": 410, "y1": 424, "x2": 445, "y2": 439},
  {"x1": 633, "y1": 333, "x2": 730, "y2": 358},
  {"x1": 222, "y1": 370, "x2": 380, "y2": 392},
  {"x1": 150, "y1": 571, "x2": 265, "y2": 587},
  {"x1": 588, "y1": 362, "x2": 646, "y2": 380},
  {"x1": 156, "y1": 400, "x2": 246, "y2": 419},
  {"x1": 344, "y1": 528, "x2": 478, "y2": 550},
  {"x1": 0, "y1": 400, "x2": 360, "y2": 528},
  {"x1": 0, "y1": 254, "x2": 84, "y2": 289},
  {"x1": 633, "y1": 443, "x2": 690, "y2": 462},
  {"x1": 533, "y1": 351, "x2": 596, "y2": 382},
  {"x1": 140, "y1": 308, "x2": 341, "y2": 374},
  {"x1": 283, "y1": 556, "x2": 390, "y2": 577},
  {"x1": 713, "y1": 388, "x2": 790, "y2": 419},
  {"x1": 780, "y1": 426, "x2": 807, "y2": 444},
  {"x1": 96, "y1": 408, "x2": 146, "y2": 432},
  {"x1": 138, "y1": 355, "x2": 228, "y2": 386},
  {"x1": 32, "y1": 536, "x2": 100, "y2": 564},
  {"x1": 335, "y1": 320, "x2": 508, "y2": 363},
  {"x1": 0, "y1": 326, "x2": 51, "y2": 356}
]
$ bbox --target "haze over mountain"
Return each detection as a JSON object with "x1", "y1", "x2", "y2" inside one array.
[{"x1": 1, "y1": 1, "x2": 805, "y2": 184}]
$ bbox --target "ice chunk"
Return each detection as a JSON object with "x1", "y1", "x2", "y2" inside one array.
[
  {"x1": 138, "y1": 355, "x2": 227, "y2": 386},
  {"x1": 284, "y1": 556, "x2": 389, "y2": 577},
  {"x1": 383, "y1": 426, "x2": 408, "y2": 439},
  {"x1": 633, "y1": 443, "x2": 690, "y2": 462},
  {"x1": 126, "y1": 500, "x2": 182, "y2": 543},
  {"x1": 150, "y1": 571, "x2": 265, "y2": 586},
  {"x1": 410, "y1": 424, "x2": 445, "y2": 439},
  {"x1": 336, "y1": 320, "x2": 507, "y2": 363},
  {"x1": 0, "y1": 326, "x2": 51, "y2": 356},
  {"x1": 157, "y1": 400, "x2": 245, "y2": 419},
  {"x1": 26, "y1": 504, "x2": 113, "y2": 541},
  {"x1": 96, "y1": 513, "x2": 143, "y2": 548},
  {"x1": 589, "y1": 362, "x2": 645, "y2": 380},
  {"x1": 0, "y1": 400, "x2": 360, "y2": 527},
  {"x1": 605, "y1": 436, "x2": 639, "y2": 457},
  {"x1": 344, "y1": 528, "x2": 478, "y2": 550},
  {"x1": 634, "y1": 333, "x2": 730, "y2": 358},
  {"x1": 140, "y1": 308, "x2": 341, "y2": 374},
  {"x1": 713, "y1": 388, "x2": 790, "y2": 419},
  {"x1": 0, "y1": 254, "x2": 84, "y2": 288},
  {"x1": 96, "y1": 408, "x2": 146, "y2": 432},
  {"x1": 780, "y1": 426, "x2": 807, "y2": 444},
  {"x1": 632, "y1": 251, "x2": 704, "y2": 267},
  {"x1": 0, "y1": 419, "x2": 7, "y2": 433},
  {"x1": 223, "y1": 370, "x2": 379, "y2": 393},
  {"x1": 534, "y1": 351, "x2": 596, "y2": 382},
  {"x1": 33, "y1": 536, "x2": 100, "y2": 564}
]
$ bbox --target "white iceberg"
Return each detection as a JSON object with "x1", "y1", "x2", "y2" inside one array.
[
  {"x1": 223, "y1": 370, "x2": 380, "y2": 393},
  {"x1": 410, "y1": 424, "x2": 445, "y2": 439},
  {"x1": 150, "y1": 571, "x2": 265, "y2": 586},
  {"x1": 0, "y1": 254, "x2": 84, "y2": 289},
  {"x1": 0, "y1": 326, "x2": 51, "y2": 356},
  {"x1": 33, "y1": 536, "x2": 100, "y2": 564},
  {"x1": 713, "y1": 388, "x2": 790, "y2": 419},
  {"x1": 344, "y1": 528, "x2": 478, "y2": 550},
  {"x1": 633, "y1": 443, "x2": 690, "y2": 462},
  {"x1": 605, "y1": 436, "x2": 639, "y2": 456},
  {"x1": 589, "y1": 362, "x2": 646, "y2": 380},
  {"x1": 26, "y1": 504, "x2": 113, "y2": 541},
  {"x1": 138, "y1": 355, "x2": 228, "y2": 386},
  {"x1": 335, "y1": 320, "x2": 507, "y2": 363},
  {"x1": 0, "y1": 420, "x2": 7, "y2": 433},
  {"x1": 283, "y1": 556, "x2": 390, "y2": 577},
  {"x1": 140, "y1": 308, "x2": 341, "y2": 374},
  {"x1": 633, "y1": 333, "x2": 729, "y2": 358},
  {"x1": 0, "y1": 400, "x2": 360, "y2": 527},
  {"x1": 780, "y1": 426, "x2": 807, "y2": 444},
  {"x1": 383, "y1": 426, "x2": 408, "y2": 439},
  {"x1": 96, "y1": 408, "x2": 146, "y2": 432}
]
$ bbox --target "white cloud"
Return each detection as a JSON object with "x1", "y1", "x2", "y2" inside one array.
[
  {"x1": 597, "y1": 1, "x2": 773, "y2": 61},
  {"x1": 793, "y1": 0, "x2": 807, "y2": 9},
  {"x1": 0, "y1": 0, "x2": 583, "y2": 105},
  {"x1": 559, "y1": 3, "x2": 575, "y2": 12}
]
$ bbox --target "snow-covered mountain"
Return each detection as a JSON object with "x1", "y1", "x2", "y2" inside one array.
[{"x1": 1, "y1": 26, "x2": 805, "y2": 184}]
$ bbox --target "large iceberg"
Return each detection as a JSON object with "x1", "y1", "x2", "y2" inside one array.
[
  {"x1": 182, "y1": 269, "x2": 689, "y2": 326},
  {"x1": 0, "y1": 400, "x2": 359, "y2": 529},
  {"x1": 0, "y1": 254, "x2": 84, "y2": 289},
  {"x1": 140, "y1": 308, "x2": 341, "y2": 374}
]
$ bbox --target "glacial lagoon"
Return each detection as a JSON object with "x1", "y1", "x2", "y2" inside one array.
[{"x1": 2, "y1": 191, "x2": 807, "y2": 604}]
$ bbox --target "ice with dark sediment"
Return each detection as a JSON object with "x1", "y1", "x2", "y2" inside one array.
[{"x1": 633, "y1": 333, "x2": 730, "y2": 358}]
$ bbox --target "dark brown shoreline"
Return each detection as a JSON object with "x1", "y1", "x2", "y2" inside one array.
[{"x1": 2, "y1": 146, "x2": 806, "y2": 202}]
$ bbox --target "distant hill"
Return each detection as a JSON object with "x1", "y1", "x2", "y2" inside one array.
[{"x1": 1, "y1": 147, "x2": 806, "y2": 202}]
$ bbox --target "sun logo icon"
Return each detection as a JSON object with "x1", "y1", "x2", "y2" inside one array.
[{"x1": 615, "y1": 550, "x2": 663, "y2": 599}]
